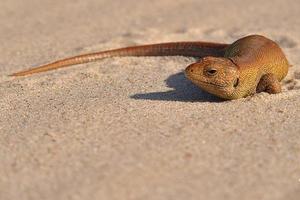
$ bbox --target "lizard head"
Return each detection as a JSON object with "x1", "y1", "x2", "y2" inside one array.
[{"x1": 185, "y1": 56, "x2": 239, "y2": 99}]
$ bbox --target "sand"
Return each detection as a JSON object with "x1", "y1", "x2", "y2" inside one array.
[{"x1": 0, "y1": 0, "x2": 300, "y2": 199}]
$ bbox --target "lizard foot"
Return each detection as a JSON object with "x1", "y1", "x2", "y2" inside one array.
[{"x1": 256, "y1": 73, "x2": 282, "y2": 94}]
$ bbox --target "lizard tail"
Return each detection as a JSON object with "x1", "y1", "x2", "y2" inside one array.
[{"x1": 10, "y1": 42, "x2": 229, "y2": 76}]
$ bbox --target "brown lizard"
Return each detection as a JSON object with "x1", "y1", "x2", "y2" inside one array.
[{"x1": 10, "y1": 34, "x2": 289, "y2": 99}]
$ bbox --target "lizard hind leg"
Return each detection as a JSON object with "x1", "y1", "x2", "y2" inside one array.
[{"x1": 256, "y1": 73, "x2": 282, "y2": 94}]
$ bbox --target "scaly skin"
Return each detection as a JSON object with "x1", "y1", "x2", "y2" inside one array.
[
  {"x1": 10, "y1": 35, "x2": 289, "y2": 99},
  {"x1": 185, "y1": 35, "x2": 289, "y2": 99}
]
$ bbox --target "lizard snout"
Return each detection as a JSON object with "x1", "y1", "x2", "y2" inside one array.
[
  {"x1": 185, "y1": 63, "x2": 197, "y2": 76},
  {"x1": 184, "y1": 62, "x2": 202, "y2": 80}
]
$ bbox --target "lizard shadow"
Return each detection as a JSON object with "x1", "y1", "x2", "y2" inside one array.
[{"x1": 130, "y1": 72, "x2": 223, "y2": 102}]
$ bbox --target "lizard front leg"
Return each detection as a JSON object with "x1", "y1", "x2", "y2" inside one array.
[{"x1": 256, "y1": 73, "x2": 282, "y2": 94}]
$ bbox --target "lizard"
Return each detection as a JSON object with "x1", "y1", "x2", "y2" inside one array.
[{"x1": 10, "y1": 34, "x2": 289, "y2": 100}]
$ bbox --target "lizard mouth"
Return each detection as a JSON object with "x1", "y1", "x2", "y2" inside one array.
[
  {"x1": 197, "y1": 80, "x2": 228, "y2": 88},
  {"x1": 186, "y1": 74, "x2": 228, "y2": 88},
  {"x1": 188, "y1": 77, "x2": 228, "y2": 88}
]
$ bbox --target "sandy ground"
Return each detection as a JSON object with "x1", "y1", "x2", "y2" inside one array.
[{"x1": 0, "y1": 0, "x2": 300, "y2": 199}]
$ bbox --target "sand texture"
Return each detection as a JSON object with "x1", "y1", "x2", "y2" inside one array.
[{"x1": 0, "y1": 0, "x2": 300, "y2": 200}]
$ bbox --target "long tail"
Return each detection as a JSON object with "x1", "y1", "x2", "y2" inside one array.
[{"x1": 10, "y1": 41, "x2": 229, "y2": 76}]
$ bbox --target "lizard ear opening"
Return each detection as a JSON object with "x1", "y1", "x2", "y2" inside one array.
[{"x1": 234, "y1": 78, "x2": 239, "y2": 88}]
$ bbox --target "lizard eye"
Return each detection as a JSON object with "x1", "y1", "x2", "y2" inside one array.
[{"x1": 205, "y1": 68, "x2": 217, "y2": 76}]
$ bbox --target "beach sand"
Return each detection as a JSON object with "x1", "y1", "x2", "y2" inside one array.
[{"x1": 0, "y1": 0, "x2": 300, "y2": 199}]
